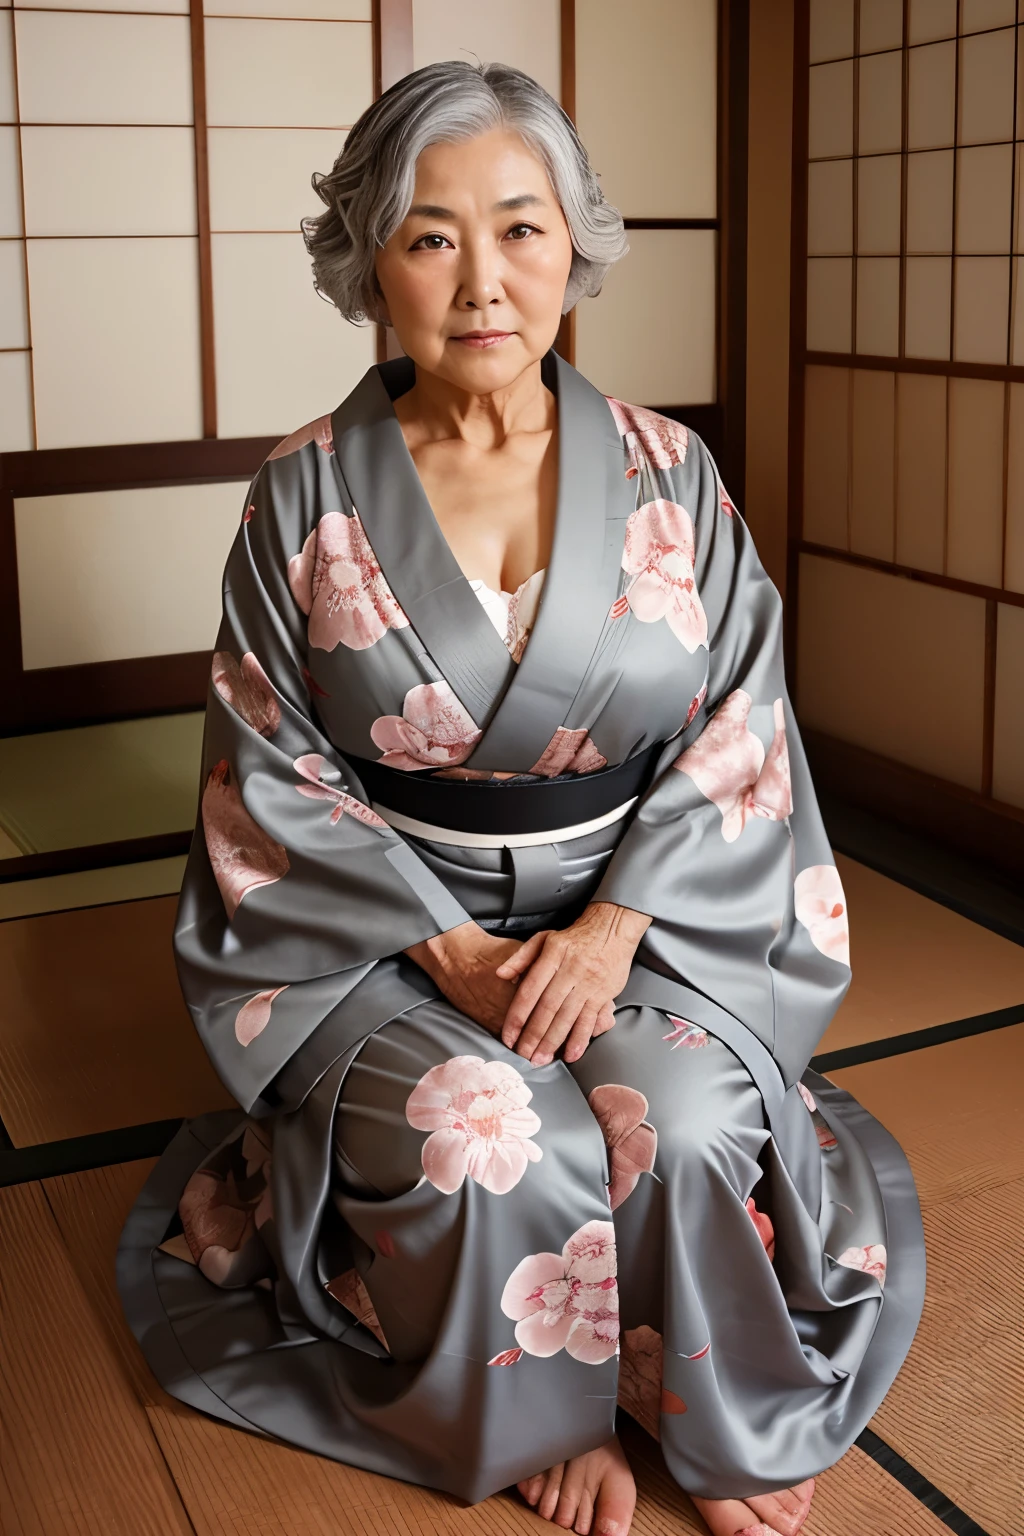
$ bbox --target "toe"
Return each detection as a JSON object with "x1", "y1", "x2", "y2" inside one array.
[
  {"x1": 538, "y1": 1466, "x2": 566, "y2": 1522},
  {"x1": 574, "y1": 1487, "x2": 595, "y2": 1535},
  {"x1": 744, "y1": 1490, "x2": 808, "y2": 1536},
  {"x1": 518, "y1": 1474, "x2": 544, "y2": 1507}
]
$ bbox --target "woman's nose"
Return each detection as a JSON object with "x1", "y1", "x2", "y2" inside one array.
[{"x1": 456, "y1": 240, "x2": 506, "y2": 309}]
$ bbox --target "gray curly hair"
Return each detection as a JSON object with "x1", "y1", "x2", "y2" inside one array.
[{"x1": 301, "y1": 59, "x2": 629, "y2": 326}]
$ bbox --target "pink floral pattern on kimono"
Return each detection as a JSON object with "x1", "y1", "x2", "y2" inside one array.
[
  {"x1": 745, "y1": 1197, "x2": 776, "y2": 1261},
  {"x1": 587, "y1": 1085, "x2": 658, "y2": 1210},
  {"x1": 617, "y1": 499, "x2": 708, "y2": 654},
  {"x1": 663, "y1": 1017, "x2": 708, "y2": 1049},
  {"x1": 528, "y1": 726, "x2": 608, "y2": 777},
  {"x1": 267, "y1": 411, "x2": 334, "y2": 460},
  {"x1": 212, "y1": 651, "x2": 281, "y2": 738},
  {"x1": 798, "y1": 1081, "x2": 838, "y2": 1149},
  {"x1": 794, "y1": 864, "x2": 850, "y2": 966},
  {"x1": 405, "y1": 1055, "x2": 543, "y2": 1195},
  {"x1": 505, "y1": 567, "x2": 546, "y2": 662},
  {"x1": 292, "y1": 753, "x2": 388, "y2": 828},
  {"x1": 673, "y1": 690, "x2": 793, "y2": 841},
  {"x1": 325, "y1": 1268, "x2": 388, "y2": 1349},
  {"x1": 606, "y1": 398, "x2": 689, "y2": 479},
  {"x1": 370, "y1": 682, "x2": 482, "y2": 770},
  {"x1": 618, "y1": 1325, "x2": 686, "y2": 1437},
  {"x1": 837, "y1": 1244, "x2": 887, "y2": 1286},
  {"x1": 178, "y1": 1122, "x2": 273, "y2": 1286},
  {"x1": 500, "y1": 1220, "x2": 619, "y2": 1364},
  {"x1": 288, "y1": 510, "x2": 409, "y2": 652},
  {"x1": 235, "y1": 985, "x2": 288, "y2": 1047},
  {"x1": 201, "y1": 760, "x2": 290, "y2": 920}
]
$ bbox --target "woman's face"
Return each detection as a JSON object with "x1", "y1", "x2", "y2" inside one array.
[{"x1": 374, "y1": 127, "x2": 575, "y2": 390}]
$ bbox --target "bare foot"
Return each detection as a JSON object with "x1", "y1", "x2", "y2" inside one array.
[
  {"x1": 517, "y1": 1435, "x2": 637, "y2": 1535},
  {"x1": 692, "y1": 1477, "x2": 815, "y2": 1536}
]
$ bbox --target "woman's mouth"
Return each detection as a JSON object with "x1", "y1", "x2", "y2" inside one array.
[{"x1": 452, "y1": 332, "x2": 514, "y2": 348}]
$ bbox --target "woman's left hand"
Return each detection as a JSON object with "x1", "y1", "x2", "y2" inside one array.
[{"x1": 496, "y1": 901, "x2": 653, "y2": 1066}]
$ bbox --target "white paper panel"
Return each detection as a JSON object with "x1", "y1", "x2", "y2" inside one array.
[
  {"x1": 855, "y1": 256, "x2": 899, "y2": 355},
  {"x1": 575, "y1": 0, "x2": 716, "y2": 219},
  {"x1": 212, "y1": 230, "x2": 375, "y2": 437},
  {"x1": 208, "y1": 127, "x2": 346, "y2": 232},
  {"x1": 28, "y1": 0, "x2": 188, "y2": 10},
  {"x1": 0, "y1": 124, "x2": 21, "y2": 234},
  {"x1": 857, "y1": 153, "x2": 901, "y2": 254},
  {"x1": 15, "y1": 481, "x2": 247, "y2": 669},
  {"x1": 808, "y1": 159, "x2": 853, "y2": 254},
  {"x1": 204, "y1": 18, "x2": 372, "y2": 128},
  {"x1": 955, "y1": 145, "x2": 1012, "y2": 256},
  {"x1": 953, "y1": 257, "x2": 1010, "y2": 364},
  {"x1": 958, "y1": 28, "x2": 1016, "y2": 145},
  {"x1": 808, "y1": 60, "x2": 854, "y2": 159},
  {"x1": 0, "y1": 12, "x2": 15, "y2": 124},
  {"x1": 895, "y1": 371, "x2": 947, "y2": 575},
  {"x1": 992, "y1": 603, "x2": 1024, "y2": 808},
  {"x1": 803, "y1": 364, "x2": 850, "y2": 549},
  {"x1": 858, "y1": 50, "x2": 903, "y2": 156},
  {"x1": 906, "y1": 150, "x2": 954, "y2": 252},
  {"x1": 908, "y1": 0, "x2": 956, "y2": 44},
  {"x1": 27, "y1": 236, "x2": 203, "y2": 448},
  {"x1": 960, "y1": 0, "x2": 1016, "y2": 30},
  {"x1": 15, "y1": 12, "x2": 193, "y2": 125},
  {"x1": 859, "y1": 0, "x2": 903, "y2": 53},
  {"x1": 208, "y1": 0, "x2": 370, "y2": 15},
  {"x1": 809, "y1": 0, "x2": 853, "y2": 63},
  {"x1": 0, "y1": 348, "x2": 33, "y2": 450},
  {"x1": 797, "y1": 553, "x2": 986, "y2": 789},
  {"x1": 806, "y1": 257, "x2": 852, "y2": 351},
  {"x1": 947, "y1": 376, "x2": 1005, "y2": 588},
  {"x1": 21, "y1": 127, "x2": 196, "y2": 237},
  {"x1": 904, "y1": 256, "x2": 951, "y2": 357},
  {"x1": 907, "y1": 40, "x2": 956, "y2": 150},
  {"x1": 0, "y1": 235, "x2": 27, "y2": 347},
  {"x1": 574, "y1": 229, "x2": 716, "y2": 405},
  {"x1": 850, "y1": 368, "x2": 895, "y2": 559},
  {"x1": 413, "y1": 0, "x2": 560, "y2": 103}
]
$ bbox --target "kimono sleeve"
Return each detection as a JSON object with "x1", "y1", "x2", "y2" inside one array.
[
  {"x1": 173, "y1": 463, "x2": 471, "y2": 1112},
  {"x1": 592, "y1": 432, "x2": 851, "y2": 1083}
]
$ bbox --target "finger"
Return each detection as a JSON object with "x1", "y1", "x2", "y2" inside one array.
[
  {"x1": 561, "y1": 1003, "x2": 600, "y2": 1064},
  {"x1": 500, "y1": 948, "x2": 563, "y2": 1043},
  {"x1": 592, "y1": 1003, "x2": 617, "y2": 1037},
  {"x1": 529, "y1": 992, "x2": 589, "y2": 1067},
  {"x1": 494, "y1": 930, "x2": 550, "y2": 979},
  {"x1": 513, "y1": 975, "x2": 576, "y2": 1060}
]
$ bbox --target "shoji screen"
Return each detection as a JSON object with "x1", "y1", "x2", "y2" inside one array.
[
  {"x1": 0, "y1": 0, "x2": 375, "y2": 731},
  {"x1": 573, "y1": 0, "x2": 719, "y2": 409},
  {"x1": 793, "y1": 0, "x2": 1024, "y2": 838}
]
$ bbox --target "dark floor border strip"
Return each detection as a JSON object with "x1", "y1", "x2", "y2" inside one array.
[
  {"x1": 0, "y1": 831, "x2": 192, "y2": 884},
  {"x1": 0, "y1": 1118, "x2": 184, "y2": 1188},
  {"x1": 810, "y1": 1001, "x2": 1024, "y2": 1074},
  {"x1": 855, "y1": 1428, "x2": 991, "y2": 1536}
]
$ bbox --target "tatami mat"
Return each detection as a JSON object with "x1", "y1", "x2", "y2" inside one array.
[
  {"x1": 0, "y1": 712, "x2": 203, "y2": 855},
  {"x1": 0, "y1": 896, "x2": 233, "y2": 1147},
  {"x1": 0, "y1": 855, "x2": 188, "y2": 923},
  {"x1": 833, "y1": 1026, "x2": 1024, "y2": 1536},
  {"x1": 34, "y1": 1158, "x2": 954, "y2": 1536},
  {"x1": 819, "y1": 854, "x2": 1024, "y2": 1054}
]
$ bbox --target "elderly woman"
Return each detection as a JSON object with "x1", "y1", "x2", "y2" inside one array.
[{"x1": 118, "y1": 61, "x2": 923, "y2": 1536}]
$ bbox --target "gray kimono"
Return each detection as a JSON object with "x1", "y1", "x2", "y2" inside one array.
[{"x1": 117, "y1": 349, "x2": 924, "y2": 1503}]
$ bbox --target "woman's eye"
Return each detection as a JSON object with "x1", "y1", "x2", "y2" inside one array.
[
  {"x1": 507, "y1": 223, "x2": 538, "y2": 241},
  {"x1": 412, "y1": 233, "x2": 452, "y2": 251}
]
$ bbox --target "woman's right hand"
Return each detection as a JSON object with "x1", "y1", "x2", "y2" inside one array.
[{"x1": 404, "y1": 922, "x2": 524, "y2": 1038}]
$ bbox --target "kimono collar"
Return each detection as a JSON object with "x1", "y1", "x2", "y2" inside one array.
[{"x1": 330, "y1": 347, "x2": 635, "y2": 773}]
